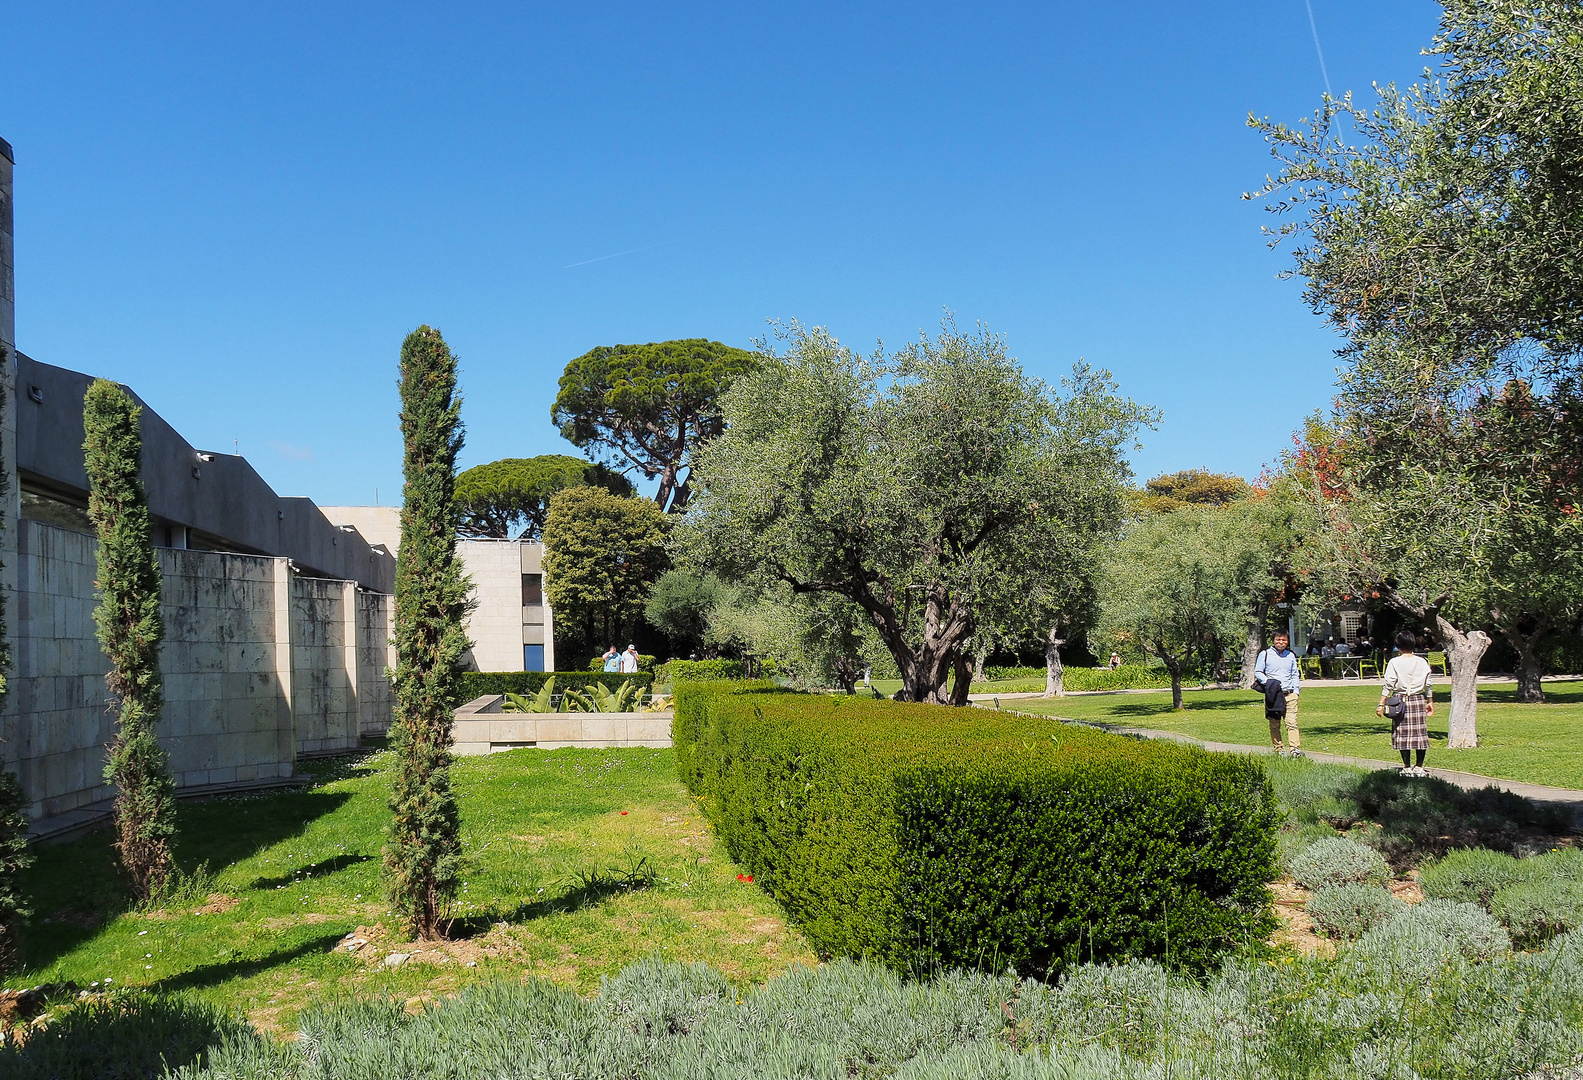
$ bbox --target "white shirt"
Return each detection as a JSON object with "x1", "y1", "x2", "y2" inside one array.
[
  {"x1": 619, "y1": 650, "x2": 639, "y2": 673},
  {"x1": 1382, "y1": 653, "x2": 1433, "y2": 698}
]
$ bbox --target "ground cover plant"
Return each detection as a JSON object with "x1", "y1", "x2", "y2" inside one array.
[
  {"x1": 674, "y1": 682, "x2": 1278, "y2": 976},
  {"x1": 1011, "y1": 681, "x2": 1583, "y2": 789},
  {"x1": 1, "y1": 746, "x2": 813, "y2": 1034},
  {"x1": 12, "y1": 920, "x2": 1583, "y2": 1079}
]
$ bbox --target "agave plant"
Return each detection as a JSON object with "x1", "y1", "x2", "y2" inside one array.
[{"x1": 501, "y1": 677, "x2": 557, "y2": 714}]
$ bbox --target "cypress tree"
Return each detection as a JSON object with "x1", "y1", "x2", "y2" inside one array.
[
  {"x1": 384, "y1": 326, "x2": 471, "y2": 939},
  {"x1": 0, "y1": 375, "x2": 35, "y2": 973},
  {"x1": 84, "y1": 378, "x2": 176, "y2": 902}
]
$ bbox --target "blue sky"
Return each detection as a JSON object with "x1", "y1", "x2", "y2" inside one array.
[{"x1": 5, "y1": 1, "x2": 1441, "y2": 505}]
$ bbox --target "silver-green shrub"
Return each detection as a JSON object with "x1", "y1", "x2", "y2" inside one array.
[
  {"x1": 1306, "y1": 884, "x2": 1402, "y2": 940},
  {"x1": 1491, "y1": 877, "x2": 1583, "y2": 949},
  {"x1": 1419, "y1": 846, "x2": 1533, "y2": 906},
  {"x1": 1289, "y1": 836, "x2": 1390, "y2": 890}
]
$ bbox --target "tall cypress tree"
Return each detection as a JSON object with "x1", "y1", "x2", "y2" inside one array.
[
  {"x1": 0, "y1": 376, "x2": 35, "y2": 973},
  {"x1": 384, "y1": 326, "x2": 470, "y2": 939},
  {"x1": 83, "y1": 378, "x2": 176, "y2": 902}
]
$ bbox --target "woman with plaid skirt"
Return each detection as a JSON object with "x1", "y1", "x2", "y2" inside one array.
[{"x1": 1376, "y1": 630, "x2": 1435, "y2": 776}]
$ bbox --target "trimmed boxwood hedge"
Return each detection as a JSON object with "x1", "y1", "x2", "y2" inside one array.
[
  {"x1": 673, "y1": 682, "x2": 1279, "y2": 976},
  {"x1": 456, "y1": 670, "x2": 654, "y2": 703}
]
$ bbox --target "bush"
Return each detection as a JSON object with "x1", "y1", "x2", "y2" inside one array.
[
  {"x1": 1, "y1": 991, "x2": 251, "y2": 1079},
  {"x1": 1357, "y1": 899, "x2": 1511, "y2": 975},
  {"x1": 981, "y1": 665, "x2": 1182, "y2": 691},
  {"x1": 655, "y1": 658, "x2": 780, "y2": 683},
  {"x1": 1306, "y1": 884, "x2": 1402, "y2": 940},
  {"x1": 672, "y1": 682, "x2": 1279, "y2": 976},
  {"x1": 456, "y1": 670, "x2": 653, "y2": 703},
  {"x1": 1419, "y1": 847, "x2": 1535, "y2": 906},
  {"x1": 1491, "y1": 878, "x2": 1583, "y2": 948},
  {"x1": 1289, "y1": 836, "x2": 1391, "y2": 890}
]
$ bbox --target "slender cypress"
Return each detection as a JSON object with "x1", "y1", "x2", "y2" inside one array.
[
  {"x1": 384, "y1": 326, "x2": 471, "y2": 939},
  {"x1": 84, "y1": 378, "x2": 176, "y2": 902},
  {"x1": 0, "y1": 375, "x2": 35, "y2": 973}
]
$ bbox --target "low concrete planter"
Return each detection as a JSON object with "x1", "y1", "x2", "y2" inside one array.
[{"x1": 451, "y1": 695, "x2": 672, "y2": 754}]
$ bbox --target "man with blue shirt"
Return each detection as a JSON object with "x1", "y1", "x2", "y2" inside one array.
[{"x1": 1255, "y1": 631, "x2": 1303, "y2": 757}]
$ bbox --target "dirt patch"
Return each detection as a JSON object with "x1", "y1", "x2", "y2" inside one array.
[
  {"x1": 1269, "y1": 875, "x2": 1424, "y2": 957},
  {"x1": 348, "y1": 921, "x2": 528, "y2": 969},
  {"x1": 1388, "y1": 879, "x2": 1425, "y2": 905},
  {"x1": 194, "y1": 894, "x2": 240, "y2": 916}
]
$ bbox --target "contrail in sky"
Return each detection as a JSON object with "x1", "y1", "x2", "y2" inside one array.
[
  {"x1": 562, "y1": 241, "x2": 673, "y2": 269},
  {"x1": 1303, "y1": 0, "x2": 1334, "y2": 98}
]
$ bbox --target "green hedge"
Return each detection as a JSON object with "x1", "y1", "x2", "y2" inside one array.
[
  {"x1": 457, "y1": 670, "x2": 654, "y2": 702},
  {"x1": 656, "y1": 658, "x2": 781, "y2": 683},
  {"x1": 673, "y1": 682, "x2": 1278, "y2": 976},
  {"x1": 982, "y1": 665, "x2": 1180, "y2": 690}
]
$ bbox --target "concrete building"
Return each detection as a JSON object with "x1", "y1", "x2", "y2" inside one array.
[
  {"x1": 0, "y1": 137, "x2": 399, "y2": 837},
  {"x1": 320, "y1": 505, "x2": 554, "y2": 673}
]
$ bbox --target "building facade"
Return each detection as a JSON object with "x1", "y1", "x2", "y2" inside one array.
[{"x1": 320, "y1": 505, "x2": 554, "y2": 672}]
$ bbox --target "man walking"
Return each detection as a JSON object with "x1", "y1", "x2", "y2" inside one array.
[
  {"x1": 601, "y1": 645, "x2": 620, "y2": 673},
  {"x1": 619, "y1": 644, "x2": 640, "y2": 674},
  {"x1": 1255, "y1": 631, "x2": 1303, "y2": 757}
]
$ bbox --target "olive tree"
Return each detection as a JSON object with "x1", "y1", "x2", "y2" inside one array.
[
  {"x1": 680, "y1": 320, "x2": 1150, "y2": 705},
  {"x1": 1254, "y1": 2, "x2": 1583, "y2": 731},
  {"x1": 1096, "y1": 506, "x2": 1276, "y2": 710}
]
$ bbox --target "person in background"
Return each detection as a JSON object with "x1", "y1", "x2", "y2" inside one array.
[
  {"x1": 619, "y1": 644, "x2": 640, "y2": 674},
  {"x1": 1319, "y1": 639, "x2": 1337, "y2": 678},
  {"x1": 1378, "y1": 630, "x2": 1435, "y2": 776},
  {"x1": 1108, "y1": 652, "x2": 1122, "y2": 670},
  {"x1": 1255, "y1": 631, "x2": 1303, "y2": 757},
  {"x1": 601, "y1": 645, "x2": 620, "y2": 673}
]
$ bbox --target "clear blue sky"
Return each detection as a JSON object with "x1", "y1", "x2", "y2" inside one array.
[{"x1": 5, "y1": 1, "x2": 1441, "y2": 505}]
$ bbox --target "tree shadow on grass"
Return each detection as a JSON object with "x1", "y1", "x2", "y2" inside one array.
[
  {"x1": 152, "y1": 931, "x2": 348, "y2": 994},
  {"x1": 1096, "y1": 698, "x2": 1253, "y2": 718},
  {"x1": 248, "y1": 854, "x2": 374, "y2": 891},
  {"x1": 20, "y1": 790, "x2": 355, "y2": 973},
  {"x1": 446, "y1": 861, "x2": 658, "y2": 940}
]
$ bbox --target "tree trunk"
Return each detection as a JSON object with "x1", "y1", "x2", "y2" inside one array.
[
  {"x1": 1042, "y1": 627, "x2": 1065, "y2": 698},
  {"x1": 972, "y1": 645, "x2": 987, "y2": 684},
  {"x1": 1491, "y1": 610, "x2": 1548, "y2": 704},
  {"x1": 949, "y1": 651, "x2": 973, "y2": 707},
  {"x1": 1436, "y1": 616, "x2": 1491, "y2": 749},
  {"x1": 863, "y1": 585, "x2": 972, "y2": 705},
  {"x1": 835, "y1": 656, "x2": 858, "y2": 695},
  {"x1": 1382, "y1": 588, "x2": 1490, "y2": 749},
  {"x1": 1167, "y1": 662, "x2": 1184, "y2": 710},
  {"x1": 1240, "y1": 597, "x2": 1269, "y2": 689}
]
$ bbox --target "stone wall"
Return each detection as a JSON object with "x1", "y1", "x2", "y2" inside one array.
[{"x1": 4, "y1": 519, "x2": 393, "y2": 828}]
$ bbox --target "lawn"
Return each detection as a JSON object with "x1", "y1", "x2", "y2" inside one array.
[
  {"x1": 1007, "y1": 681, "x2": 1583, "y2": 790},
  {"x1": 6, "y1": 745, "x2": 815, "y2": 1033}
]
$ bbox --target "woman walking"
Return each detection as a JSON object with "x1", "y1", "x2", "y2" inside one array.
[{"x1": 1377, "y1": 630, "x2": 1435, "y2": 776}]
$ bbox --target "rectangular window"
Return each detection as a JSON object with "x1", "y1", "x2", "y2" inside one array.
[
  {"x1": 523, "y1": 644, "x2": 545, "y2": 672},
  {"x1": 522, "y1": 573, "x2": 543, "y2": 606}
]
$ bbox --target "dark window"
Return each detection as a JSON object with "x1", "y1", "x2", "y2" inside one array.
[{"x1": 522, "y1": 573, "x2": 543, "y2": 606}]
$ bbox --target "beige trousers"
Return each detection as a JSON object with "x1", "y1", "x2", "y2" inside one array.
[{"x1": 1268, "y1": 694, "x2": 1301, "y2": 750}]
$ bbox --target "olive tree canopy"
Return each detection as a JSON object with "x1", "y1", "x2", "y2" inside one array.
[
  {"x1": 551, "y1": 339, "x2": 756, "y2": 513},
  {"x1": 678, "y1": 320, "x2": 1151, "y2": 705}
]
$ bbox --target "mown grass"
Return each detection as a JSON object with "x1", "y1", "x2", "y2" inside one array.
[
  {"x1": 5, "y1": 746, "x2": 815, "y2": 1032},
  {"x1": 1007, "y1": 681, "x2": 1583, "y2": 789}
]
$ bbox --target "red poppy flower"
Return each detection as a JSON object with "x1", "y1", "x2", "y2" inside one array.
[{"x1": 620, "y1": 811, "x2": 628, "y2": 816}]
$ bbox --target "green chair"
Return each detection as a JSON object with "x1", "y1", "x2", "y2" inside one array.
[
  {"x1": 1426, "y1": 650, "x2": 1448, "y2": 675},
  {"x1": 1359, "y1": 656, "x2": 1381, "y2": 678}
]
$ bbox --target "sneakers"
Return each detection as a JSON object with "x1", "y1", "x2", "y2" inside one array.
[
  {"x1": 1399, "y1": 766, "x2": 1429, "y2": 778},
  {"x1": 1289, "y1": 749, "x2": 1305, "y2": 759}
]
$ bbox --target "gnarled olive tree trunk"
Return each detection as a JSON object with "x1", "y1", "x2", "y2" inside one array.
[
  {"x1": 1386, "y1": 587, "x2": 1489, "y2": 748},
  {"x1": 1491, "y1": 610, "x2": 1549, "y2": 704},
  {"x1": 1240, "y1": 598, "x2": 1270, "y2": 689},
  {"x1": 1043, "y1": 626, "x2": 1065, "y2": 698}
]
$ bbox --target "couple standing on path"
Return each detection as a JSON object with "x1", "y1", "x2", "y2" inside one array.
[{"x1": 1254, "y1": 630, "x2": 1435, "y2": 775}]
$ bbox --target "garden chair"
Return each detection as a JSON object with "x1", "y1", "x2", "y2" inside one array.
[{"x1": 1426, "y1": 650, "x2": 1448, "y2": 675}]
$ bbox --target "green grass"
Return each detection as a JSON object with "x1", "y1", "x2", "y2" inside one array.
[
  {"x1": 1006, "y1": 681, "x2": 1583, "y2": 790},
  {"x1": 6, "y1": 746, "x2": 814, "y2": 1033}
]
